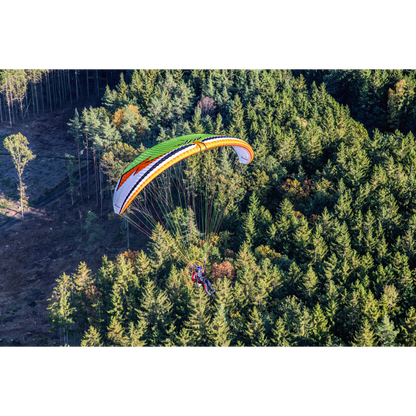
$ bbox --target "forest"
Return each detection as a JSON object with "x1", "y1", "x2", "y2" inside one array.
[{"x1": 2, "y1": 69, "x2": 416, "y2": 347}]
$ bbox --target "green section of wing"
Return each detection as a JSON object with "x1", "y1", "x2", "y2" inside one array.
[{"x1": 123, "y1": 134, "x2": 213, "y2": 174}]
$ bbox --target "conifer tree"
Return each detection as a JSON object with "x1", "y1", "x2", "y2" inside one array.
[
  {"x1": 83, "y1": 211, "x2": 105, "y2": 248},
  {"x1": 362, "y1": 289, "x2": 381, "y2": 329},
  {"x1": 175, "y1": 327, "x2": 193, "y2": 346},
  {"x1": 293, "y1": 215, "x2": 312, "y2": 262},
  {"x1": 376, "y1": 315, "x2": 399, "y2": 346},
  {"x1": 191, "y1": 106, "x2": 204, "y2": 135},
  {"x1": 302, "y1": 266, "x2": 319, "y2": 302},
  {"x1": 108, "y1": 282, "x2": 126, "y2": 327},
  {"x1": 341, "y1": 290, "x2": 361, "y2": 342},
  {"x1": 165, "y1": 265, "x2": 192, "y2": 328},
  {"x1": 331, "y1": 220, "x2": 353, "y2": 260},
  {"x1": 309, "y1": 225, "x2": 329, "y2": 274},
  {"x1": 67, "y1": 108, "x2": 84, "y2": 200},
  {"x1": 47, "y1": 273, "x2": 75, "y2": 346},
  {"x1": 353, "y1": 318, "x2": 376, "y2": 347},
  {"x1": 81, "y1": 326, "x2": 103, "y2": 347},
  {"x1": 324, "y1": 291, "x2": 339, "y2": 331},
  {"x1": 127, "y1": 319, "x2": 147, "y2": 346},
  {"x1": 311, "y1": 303, "x2": 330, "y2": 346},
  {"x1": 107, "y1": 315, "x2": 128, "y2": 346},
  {"x1": 279, "y1": 296, "x2": 313, "y2": 346},
  {"x1": 245, "y1": 307, "x2": 268, "y2": 346},
  {"x1": 214, "y1": 277, "x2": 236, "y2": 314},
  {"x1": 399, "y1": 306, "x2": 416, "y2": 346},
  {"x1": 210, "y1": 304, "x2": 232, "y2": 346},
  {"x1": 325, "y1": 334, "x2": 346, "y2": 347},
  {"x1": 295, "y1": 306, "x2": 313, "y2": 346},
  {"x1": 138, "y1": 279, "x2": 173, "y2": 345},
  {"x1": 234, "y1": 241, "x2": 257, "y2": 272},
  {"x1": 214, "y1": 113, "x2": 225, "y2": 135},
  {"x1": 72, "y1": 262, "x2": 98, "y2": 332},
  {"x1": 102, "y1": 85, "x2": 118, "y2": 112},
  {"x1": 234, "y1": 265, "x2": 257, "y2": 312},
  {"x1": 271, "y1": 317, "x2": 290, "y2": 346},
  {"x1": 284, "y1": 262, "x2": 303, "y2": 297},
  {"x1": 227, "y1": 94, "x2": 247, "y2": 141},
  {"x1": 186, "y1": 291, "x2": 212, "y2": 346},
  {"x1": 241, "y1": 213, "x2": 257, "y2": 249}
]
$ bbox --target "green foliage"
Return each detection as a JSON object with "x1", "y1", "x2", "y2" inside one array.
[
  {"x1": 83, "y1": 211, "x2": 105, "y2": 248},
  {"x1": 376, "y1": 314, "x2": 399, "y2": 346},
  {"x1": 47, "y1": 69, "x2": 416, "y2": 346},
  {"x1": 3, "y1": 132, "x2": 36, "y2": 220},
  {"x1": 47, "y1": 273, "x2": 75, "y2": 345}
]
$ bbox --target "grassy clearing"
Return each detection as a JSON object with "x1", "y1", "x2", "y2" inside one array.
[{"x1": 0, "y1": 199, "x2": 13, "y2": 215}]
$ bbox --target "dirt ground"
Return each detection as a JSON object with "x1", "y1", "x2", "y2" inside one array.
[
  {"x1": 0, "y1": 100, "x2": 148, "y2": 346},
  {"x1": 0, "y1": 100, "x2": 102, "y2": 225}
]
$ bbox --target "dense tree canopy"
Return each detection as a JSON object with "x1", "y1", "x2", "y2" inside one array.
[{"x1": 46, "y1": 69, "x2": 416, "y2": 346}]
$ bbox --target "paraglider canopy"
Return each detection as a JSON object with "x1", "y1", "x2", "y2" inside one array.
[{"x1": 113, "y1": 134, "x2": 254, "y2": 215}]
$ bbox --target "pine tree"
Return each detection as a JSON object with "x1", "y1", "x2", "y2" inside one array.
[
  {"x1": 331, "y1": 220, "x2": 353, "y2": 260},
  {"x1": 241, "y1": 214, "x2": 257, "y2": 249},
  {"x1": 101, "y1": 85, "x2": 119, "y2": 113},
  {"x1": 191, "y1": 106, "x2": 204, "y2": 135},
  {"x1": 399, "y1": 306, "x2": 416, "y2": 346},
  {"x1": 83, "y1": 211, "x2": 105, "y2": 248},
  {"x1": 353, "y1": 318, "x2": 376, "y2": 346},
  {"x1": 165, "y1": 265, "x2": 192, "y2": 328},
  {"x1": 376, "y1": 315, "x2": 399, "y2": 346},
  {"x1": 81, "y1": 326, "x2": 103, "y2": 347},
  {"x1": 138, "y1": 279, "x2": 173, "y2": 346},
  {"x1": 234, "y1": 265, "x2": 256, "y2": 312},
  {"x1": 325, "y1": 334, "x2": 346, "y2": 347},
  {"x1": 67, "y1": 108, "x2": 84, "y2": 200},
  {"x1": 186, "y1": 291, "x2": 212, "y2": 346},
  {"x1": 295, "y1": 306, "x2": 313, "y2": 346},
  {"x1": 253, "y1": 270, "x2": 272, "y2": 311},
  {"x1": 47, "y1": 272, "x2": 75, "y2": 346},
  {"x1": 210, "y1": 304, "x2": 231, "y2": 346},
  {"x1": 271, "y1": 317, "x2": 290, "y2": 346},
  {"x1": 214, "y1": 277, "x2": 236, "y2": 314},
  {"x1": 302, "y1": 266, "x2": 319, "y2": 302},
  {"x1": 284, "y1": 262, "x2": 303, "y2": 297},
  {"x1": 127, "y1": 319, "x2": 147, "y2": 346},
  {"x1": 175, "y1": 327, "x2": 193, "y2": 346},
  {"x1": 234, "y1": 241, "x2": 257, "y2": 272},
  {"x1": 309, "y1": 225, "x2": 328, "y2": 274},
  {"x1": 107, "y1": 315, "x2": 128, "y2": 346},
  {"x1": 293, "y1": 215, "x2": 312, "y2": 262},
  {"x1": 227, "y1": 94, "x2": 247, "y2": 141},
  {"x1": 72, "y1": 262, "x2": 99, "y2": 332},
  {"x1": 245, "y1": 307, "x2": 268, "y2": 346},
  {"x1": 362, "y1": 289, "x2": 381, "y2": 329},
  {"x1": 311, "y1": 303, "x2": 330, "y2": 346},
  {"x1": 214, "y1": 112, "x2": 225, "y2": 135},
  {"x1": 279, "y1": 296, "x2": 313, "y2": 346},
  {"x1": 334, "y1": 187, "x2": 353, "y2": 225},
  {"x1": 108, "y1": 281, "x2": 126, "y2": 326}
]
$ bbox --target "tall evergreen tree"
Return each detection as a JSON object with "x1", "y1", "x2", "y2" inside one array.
[
  {"x1": 186, "y1": 291, "x2": 212, "y2": 346},
  {"x1": 399, "y1": 306, "x2": 416, "y2": 346},
  {"x1": 47, "y1": 273, "x2": 75, "y2": 346},
  {"x1": 245, "y1": 307, "x2": 268, "y2": 346},
  {"x1": 210, "y1": 304, "x2": 232, "y2": 347},
  {"x1": 376, "y1": 314, "x2": 399, "y2": 346},
  {"x1": 81, "y1": 326, "x2": 103, "y2": 347},
  {"x1": 353, "y1": 318, "x2": 376, "y2": 347}
]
